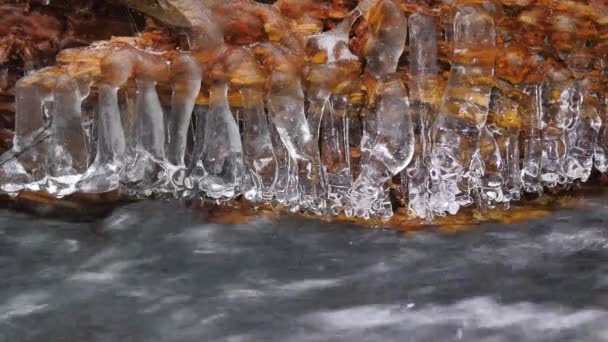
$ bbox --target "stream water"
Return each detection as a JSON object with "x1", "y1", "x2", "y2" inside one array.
[{"x1": 1, "y1": 193, "x2": 608, "y2": 341}]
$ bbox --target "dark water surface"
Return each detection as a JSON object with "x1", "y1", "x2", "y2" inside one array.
[{"x1": 1, "y1": 195, "x2": 608, "y2": 341}]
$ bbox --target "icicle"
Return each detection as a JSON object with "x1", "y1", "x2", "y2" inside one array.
[
  {"x1": 595, "y1": 96, "x2": 608, "y2": 173},
  {"x1": 350, "y1": 77, "x2": 414, "y2": 219},
  {"x1": 77, "y1": 83, "x2": 126, "y2": 193},
  {"x1": 240, "y1": 87, "x2": 278, "y2": 203},
  {"x1": 80, "y1": 95, "x2": 98, "y2": 167},
  {"x1": 564, "y1": 52, "x2": 601, "y2": 182},
  {"x1": 44, "y1": 75, "x2": 90, "y2": 197},
  {"x1": 122, "y1": 77, "x2": 168, "y2": 195},
  {"x1": 163, "y1": 53, "x2": 202, "y2": 194},
  {"x1": 429, "y1": 5, "x2": 496, "y2": 216},
  {"x1": 197, "y1": 82, "x2": 243, "y2": 200},
  {"x1": 167, "y1": 53, "x2": 202, "y2": 168},
  {"x1": 540, "y1": 66, "x2": 576, "y2": 187},
  {"x1": 269, "y1": 118, "x2": 300, "y2": 211},
  {"x1": 185, "y1": 105, "x2": 208, "y2": 193},
  {"x1": 305, "y1": 8, "x2": 361, "y2": 215},
  {"x1": 0, "y1": 72, "x2": 52, "y2": 194},
  {"x1": 403, "y1": 12, "x2": 439, "y2": 219},
  {"x1": 350, "y1": 0, "x2": 412, "y2": 219},
  {"x1": 519, "y1": 83, "x2": 543, "y2": 194},
  {"x1": 269, "y1": 80, "x2": 325, "y2": 214},
  {"x1": 321, "y1": 95, "x2": 352, "y2": 215},
  {"x1": 488, "y1": 86, "x2": 523, "y2": 203},
  {"x1": 252, "y1": 43, "x2": 325, "y2": 215},
  {"x1": 473, "y1": 126, "x2": 505, "y2": 210}
]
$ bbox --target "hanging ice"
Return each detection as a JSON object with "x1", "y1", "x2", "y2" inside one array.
[
  {"x1": 185, "y1": 105, "x2": 208, "y2": 193},
  {"x1": 519, "y1": 83, "x2": 543, "y2": 194},
  {"x1": 43, "y1": 74, "x2": 90, "y2": 197},
  {"x1": 540, "y1": 65, "x2": 575, "y2": 187},
  {"x1": 269, "y1": 118, "x2": 300, "y2": 211},
  {"x1": 240, "y1": 87, "x2": 278, "y2": 203},
  {"x1": 121, "y1": 77, "x2": 169, "y2": 195},
  {"x1": 167, "y1": 54, "x2": 202, "y2": 168},
  {"x1": 351, "y1": 77, "x2": 414, "y2": 219},
  {"x1": 305, "y1": 9, "x2": 360, "y2": 215},
  {"x1": 350, "y1": 0, "x2": 413, "y2": 219},
  {"x1": 429, "y1": 5, "x2": 496, "y2": 216},
  {"x1": 164, "y1": 53, "x2": 202, "y2": 193},
  {"x1": 564, "y1": 52, "x2": 600, "y2": 182},
  {"x1": 403, "y1": 12, "x2": 439, "y2": 219},
  {"x1": 489, "y1": 86, "x2": 523, "y2": 203},
  {"x1": 0, "y1": 70, "x2": 52, "y2": 194},
  {"x1": 77, "y1": 82, "x2": 126, "y2": 193},
  {"x1": 254, "y1": 43, "x2": 325, "y2": 214},
  {"x1": 197, "y1": 82, "x2": 243, "y2": 200},
  {"x1": 321, "y1": 95, "x2": 353, "y2": 215},
  {"x1": 472, "y1": 125, "x2": 505, "y2": 210},
  {"x1": 89, "y1": 48, "x2": 170, "y2": 196}
]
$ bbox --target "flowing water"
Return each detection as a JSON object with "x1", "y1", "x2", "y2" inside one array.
[{"x1": 1, "y1": 193, "x2": 608, "y2": 341}]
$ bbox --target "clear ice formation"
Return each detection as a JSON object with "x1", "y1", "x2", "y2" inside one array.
[
  {"x1": 5, "y1": 1, "x2": 608, "y2": 222},
  {"x1": 520, "y1": 83, "x2": 543, "y2": 194},
  {"x1": 540, "y1": 66, "x2": 573, "y2": 187},
  {"x1": 196, "y1": 82, "x2": 243, "y2": 200},
  {"x1": 429, "y1": 5, "x2": 496, "y2": 216},
  {"x1": 488, "y1": 86, "x2": 522, "y2": 203},
  {"x1": 256, "y1": 43, "x2": 326, "y2": 214},
  {"x1": 44, "y1": 75, "x2": 90, "y2": 197},
  {"x1": 241, "y1": 87, "x2": 278, "y2": 203},
  {"x1": 403, "y1": 13, "x2": 438, "y2": 219},
  {"x1": 321, "y1": 95, "x2": 353, "y2": 216},
  {"x1": 164, "y1": 53, "x2": 202, "y2": 195},
  {"x1": 305, "y1": 9, "x2": 360, "y2": 215},
  {"x1": 77, "y1": 83, "x2": 126, "y2": 193},
  {"x1": 0, "y1": 73, "x2": 51, "y2": 194},
  {"x1": 350, "y1": 0, "x2": 413, "y2": 219},
  {"x1": 564, "y1": 52, "x2": 601, "y2": 183}
]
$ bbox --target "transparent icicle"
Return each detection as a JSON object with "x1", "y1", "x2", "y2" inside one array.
[
  {"x1": 198, "y1": 82, "x2": 243, "y2": 200},
  {"x1": 44, "y1": 75, "x2": 90, "y2": 197},
  {"x1": 594, "y1": 58, "x2": 608, "y2": 172},
  {"x1": 350, "y1": 0, "x2": 411, "y2": 219},
  {"x1": 165, "y1": 54, "x2": 202, "y2": 193},
  {"x1": 77, "y1": 83, "x2": 126, "y2": 193},
  {"x1": 269, "y1": 118, "x2": 299, "y2": 211},
  {"x1": 351, "y1": 77, "x2": 414, "y2": 219},
  {"x1": 305, "y1": 9, "x2": 361, "y2": 215},
  {"x1": 595, "y1": 96, "x2": 608, "y2": 173},
  {"x1": 0, "y1": 73, "x2": 51, "y2": 194},
  {"x1": 488, "y1": 86, "x2": 522, "y2": 203},
  {"x1": 564, "y1": 53, "x2": 601, "y2": 182},
  {"x1": 240, "y1": 88, "x2": 278, "y2": 203},
  {"x1": 321, "y1": 95, "x2": 352, "y2": 215},
  {"x1": 302, "y1": 86, "x2": 332, "y2": 214},
  {"x1": 429, "y1": 5, "x2": 496, "y2": 215},
  {"x1": 185, "y1": 105, "x2": 208, "y2": 193},
  {"x1": 403, "y1": 12, "x2": 439, "y2": 219},
  {"x1": 564, "y1": 93, "x2": 600, "y2": 182},
  {"x1": 122, "y1": 78, "x2": 168, "y2": 196},
  {"x1": 267, "y1": 77, "x2": 325, "y2": 214},
  {"x1": 252, "y1": 43, "x2": 323, "y2": 212},
  {"x1": 80, "y1": 94, "x2": 97, "y2": 166},
  {"x1": 519, "y1": 83, "x2": 543, "y2": 194},
  {"x1": 540, "y1": 67, "x2": 575, "y2": 187},
  {"x1": 472, "y1": 126, "x2": 505, "y2": 210}
]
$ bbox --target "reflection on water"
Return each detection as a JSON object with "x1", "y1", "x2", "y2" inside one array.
[{"x1": 1, "y1": 193, "x2": 608, "y2": 341}]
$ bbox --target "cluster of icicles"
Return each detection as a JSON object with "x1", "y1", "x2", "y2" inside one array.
[{"x1": 1, "y1": 4, "x2": 607, "y2": 221}]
